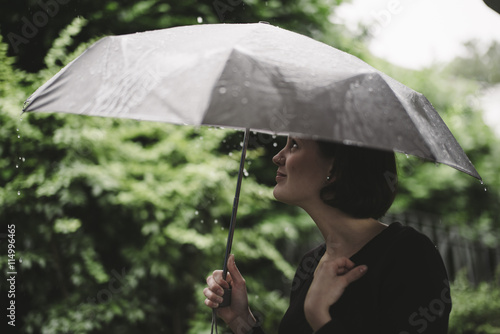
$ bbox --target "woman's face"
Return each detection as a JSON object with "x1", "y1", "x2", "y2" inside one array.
[{"x1": 272, "y1": 137, "x2": 334, "y2": 207}]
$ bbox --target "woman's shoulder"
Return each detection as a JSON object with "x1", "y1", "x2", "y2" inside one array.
[{"x1": 377, "y1": 222, "x2": 448, "y2": 276}]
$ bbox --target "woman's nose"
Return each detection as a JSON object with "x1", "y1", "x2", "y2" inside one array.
[{"x1": 273, "y1": 153, "x2": 284, "y2": 166}]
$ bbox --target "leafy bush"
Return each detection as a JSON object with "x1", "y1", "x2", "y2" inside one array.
[{"x1": 449, "y1": 270, "x2": 500, "y2": 334}]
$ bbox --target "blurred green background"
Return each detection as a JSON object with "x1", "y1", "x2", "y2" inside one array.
[{"x1": 1, "y1": 1, "x2": 499, "y2": 333}]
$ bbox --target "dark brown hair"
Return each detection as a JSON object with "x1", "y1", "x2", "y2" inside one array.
[{"x1": 317, "y1": 141, "x2": 397, "y2": 219}]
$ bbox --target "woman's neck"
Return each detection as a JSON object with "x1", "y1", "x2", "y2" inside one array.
[{"x1": 302, "y1": 202, "x2": 387, "y2": 259}]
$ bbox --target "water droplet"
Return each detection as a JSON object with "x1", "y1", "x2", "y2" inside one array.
[
  {"x1": 15, "y1": 164, "x2": 19, "y2": 168},
  {"x1": 221, "y1": 227, "x2": 225, "y2": 230},
  {"x1": 228, "y1": 152, "x2": 233, "y2": 157},
  {"x1": 243, "y1": 169, "x2": 249, "y2": 177},
  {"x1": 273, "y1": 142, "x2": 278, "y2": 147},
  {"x1": 22, "y1": 157, "x2": 25, "y2": 162},
  {"x1": 484, "y1": 187, "x2": 487, "y2": 192},
  {"x1": 272, "y1": 135, "x2": 277, "y2": 139},
  {"x1": 405, "y1": 154, "x2": 409, "y2": 159},
  {"x1": 219, "y1": 87, "x2": 227, "y2": 94},
  {"x1": 214, "y1": 219, "x2": 218, "y2": 224},
  {"x1": 197, "y1": 16, "x2": 203, "y2": 23},
  {"x1": 17, "y1": 191, "x2": 21, "y2": 196},
  {"x1": 19, "y1": 157, "x2": 22, "y2": 160},
  {"x1": 239, "y1": 141, "x2": 243, "y2": 147},
  {"x1": 480, "y1": 180, "x2": 484, "y2": 185},
  {"x1": 195, "y1": 210, "x2": 199, "y2": 215},
  {"x1": 16, "y1": 128, "x2": 19, "y2": 131},
  {"x1": 201, "y1": 219, "x2": 204, "y2": 224},
  {"x1": 17, "y1": 135, "x2": 20, "y2": 139},
  {"x1": 19, "y1": 258, "x2": 22, "y2": 263}
]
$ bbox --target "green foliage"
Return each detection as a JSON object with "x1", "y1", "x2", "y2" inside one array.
[{"x1": 449, "y1": 270, "x2": 500, "y2": 334}]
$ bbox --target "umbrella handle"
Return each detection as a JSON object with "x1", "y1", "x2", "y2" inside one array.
[{"x1": 219, "y1": 128, "x2": 250, "y2": 307}]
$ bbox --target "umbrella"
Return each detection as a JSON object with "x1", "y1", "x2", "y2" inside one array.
[{"x1": 22, "y1": 22, "x2": 481, "y2": 310}]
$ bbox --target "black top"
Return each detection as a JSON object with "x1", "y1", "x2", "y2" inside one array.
[{"x1": 250, "y1": 222, "x2": 451, "y2": 334}]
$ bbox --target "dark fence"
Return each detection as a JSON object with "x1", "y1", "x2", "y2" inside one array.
[{"x1": 384, "y1": 211, "x2": 500, "y2": 285}]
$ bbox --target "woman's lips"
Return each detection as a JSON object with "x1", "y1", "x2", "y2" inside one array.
[{"x1": 276, "y1": 171, "x2": 287, "y2": 181}]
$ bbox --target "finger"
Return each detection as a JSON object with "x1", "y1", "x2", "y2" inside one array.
[
  {"x1": 204, "y1": 297, "x2": 219, "y2": 309},
  {"x1": 227, "y1": 254, "x2": 245, "y2": 286},
  {"x1": 206, "y1": 275, "x2": 226, "y2": 295},
  {"x1": 203, "y1": 287, "x2": 224, "y2": 305},
  {"x1": 335, "y1": 257, "x2": 356, "y2": 271},
  {"x1": 343, "y1": 265, "x2": 368, "y2": 284},
  {"x1": 212, "y1": 269, "x2": 230, "y2": 289}
]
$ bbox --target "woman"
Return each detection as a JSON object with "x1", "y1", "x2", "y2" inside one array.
[{"x1": 204, "y1": 137, "x2": 451, "y2": 333}]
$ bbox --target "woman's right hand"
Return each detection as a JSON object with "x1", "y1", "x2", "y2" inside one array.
[{"x1": 204, "y1": 254, "x2": 257, "y2": 332}]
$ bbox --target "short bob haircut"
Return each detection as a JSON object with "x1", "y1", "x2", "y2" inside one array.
[{"x1": 317, "y1": 141, "x2": 398, "y2": 220}]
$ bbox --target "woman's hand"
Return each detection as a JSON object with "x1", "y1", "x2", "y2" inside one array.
[
  {"x1": 204, "y1": 254, "x2": 257, "y2": 333},
  {"x1": 305, "y1": 257, "x2": 368, "y2": 331}
]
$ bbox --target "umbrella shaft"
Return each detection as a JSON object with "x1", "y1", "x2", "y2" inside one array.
[{"x1": 222, "y1": 128, "x2": 250, "y2": 280}]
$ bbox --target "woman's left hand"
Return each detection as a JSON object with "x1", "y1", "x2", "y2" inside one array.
[{"x1": 304, "y1": 257, "x2": 368, "y2": 331}]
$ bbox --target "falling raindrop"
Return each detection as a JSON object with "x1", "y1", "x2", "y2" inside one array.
[
  {"x1": 214, "y1": 219, "x2": 218, "y2": 224},
  {"x1": 17, "y1": 135, "x2": 20, "y2": 139},
  {"x1": 221, "y1": 227, "x2": 225, "y2": 230},
  {"x1": 197, "y1": 16, "x2": 203, "y2": 23},
  {"x1": 201, "y1": 220, "x2": 204, "y2": 224},
  {"x1": 17, "y1": 191, "x2": 21, "y2": 196},
  {"x1": 228, "y1": 152, "x2": 233, "y2": 157},
  {"x1": 480, "y1": 180, "x2": 484, "y2": 185},
  {"x1": 239, "y1": 141, "x2": 243, "y2": 147},
  {"x1": 273, "y1": 142, "x2": 278, "y2": 147},
  {"x1": 19, "y1": 258, "x2": 22, "y2": 263},
  {"x1": 243, "y1": 169, "x2": 249, "y2": 177},
  {"x1": 405, "y1": 154, "x2": 409, "y2": 159},
  {"x1": 22, "y1": 157, "x2": 25, "y2": 162},
  {"x1": 16, "y1": 128, "x2": 19, "y2": 131},
  {"x1": 484, "y1": 187, "x2": 487, "y2": 192},
  {"x1": 219, "y1": 87, "x2": 227, "y2": 94},
  {"x1": 195, "y1": 210, "x2": 199, "y2": 215},
  {"x1": 15, "y1": 164, "x2": 18, "y2": 168}
]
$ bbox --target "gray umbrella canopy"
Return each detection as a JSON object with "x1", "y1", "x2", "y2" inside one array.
[{"x1": 23, "y1": 22, "x2": 480, "y2": 179}]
